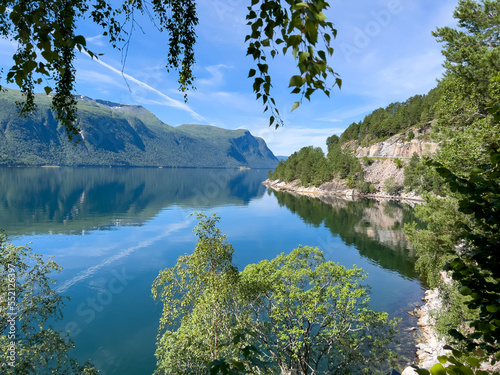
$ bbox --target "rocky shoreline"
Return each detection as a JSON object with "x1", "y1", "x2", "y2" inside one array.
[
  {"x1": 401, "y1": 287, "x2": 448, "y2": 374},
  {"x1": 263, "y1": 178, "x2": 424, "y2": 202}
]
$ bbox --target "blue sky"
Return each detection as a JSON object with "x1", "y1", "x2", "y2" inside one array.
[{"x1": 0, "y1": 0, "x2": 458, "y2": 156}]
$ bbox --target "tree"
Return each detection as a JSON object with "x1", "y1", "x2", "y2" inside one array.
[
  {"x1": 0, "y1": 0, "x2": 340, "y2": 139},
  {"x1": 151, "y1": 213, "x2": 241, "y2": 375},
  {"x1": 152, "y1": 217, "x2": 398, "y2": 374},
  {"x1": 431, "y1": 0, "x2": 500, "y2": 175},
  {"x1": 0, "y1": 233, "x2": 98, "y2": 374},
  {"x1": 326, "y1": 134, "x2": 339, "y2": 153},
  {"x1": 239, "y1": 246, "x2": 398, "y2": 375}
]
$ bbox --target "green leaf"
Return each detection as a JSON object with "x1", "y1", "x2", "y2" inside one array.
[
  {"x1": 291, "y1": 101, "x2": 300, "y2": 111},
  {"x1": 459, "y1": 286, "x2": 472, "y2": 296},
  {"x1": 430, "y1": 363, "x2": 446, "y2": 375},
  {"x1": 289, "y1": 75, "x2": 304, "y2": 87},
  {"x1": 438, "y1": 356, "x2": 448, "y2": 364},
  {"x1": 74, "y1": 35, "x2": 86, "y2": 46},
  {"x1": 415, "y1": 368, "x2": 431, "y2": 375},
  {"x1": 465, "y1": 356, "x2": 480, "y2": 367},
  {"x1": 248, "y1": 69, "x2": 256, "y2": 78},
  {"x1": 486, "y1": 305, "x2": 499, "y2": 313}
]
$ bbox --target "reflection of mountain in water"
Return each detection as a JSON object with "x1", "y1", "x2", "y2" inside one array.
[
  {"x1": 0, "y1": 167, "x2": 268, "y2": 236},
  {"x1": 269, "y1": 190, "x2": 422, "y2": 280}
]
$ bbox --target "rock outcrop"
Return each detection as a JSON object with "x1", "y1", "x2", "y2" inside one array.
[{"x1": 344, "y1": 124, "x2": 439, "y2": 159}]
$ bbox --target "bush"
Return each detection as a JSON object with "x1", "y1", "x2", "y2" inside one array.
[
  {"x1": 393, "y1": 158, "x2": 403, "y2": 169},
  {"x1": 360, "y1": 182, "x2": 376, "y2": 194},
  {"x1": 362, "y1": 156, "x2": 374, "y2": 166},
  {"x1": 384, "y1": 177, "x2": 402, "y2": 195},
  {"x1": 407, "y1": 130, "x2": 415, "y2": 141}
]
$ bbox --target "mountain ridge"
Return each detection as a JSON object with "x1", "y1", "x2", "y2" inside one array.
[{"x1": 0, "y1": 89, "x2": 279, "y2": 169}]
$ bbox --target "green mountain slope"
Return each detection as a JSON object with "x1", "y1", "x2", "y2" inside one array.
[{"x1": 0, "y1": 89, "x2": 279, "y2": 168}]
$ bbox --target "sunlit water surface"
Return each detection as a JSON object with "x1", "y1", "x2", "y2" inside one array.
[{"x1": 0, "y1": 167, "x2": 425, "y2": 374}]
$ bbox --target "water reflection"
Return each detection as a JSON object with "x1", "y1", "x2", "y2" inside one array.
[
  {"x1": 269, "y1": 190, "x2": 422, "y2": 280},
  {"x1": 0, "y1": 167, "x2": 269, "y2": 235}
]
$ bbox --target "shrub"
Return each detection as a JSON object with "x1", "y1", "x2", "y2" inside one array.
[
  {"x1": 384, "y1": 177, "x2": 402, "y2": 195},
  {"x1": 393, "y1": 158, "x2": 403, "y2": 169},
  {"x1": 362, "y1": 156, "x2": 374, "y2": 166},
  {"x1": 407, "y1": 130, "x2": 415, "y2": 141}
]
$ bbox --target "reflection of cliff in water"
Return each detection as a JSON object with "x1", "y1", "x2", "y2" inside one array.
[
  {"x1": 0, "y1": 167, "x2": 268, "y2": 236},
  {"x1": 269, "y1": 190, "x2": 422, "y2": 280}
]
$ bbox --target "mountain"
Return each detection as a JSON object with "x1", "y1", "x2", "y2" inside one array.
[{"x1": 0, "y1": 89, "x2": 279, "y2": 168}]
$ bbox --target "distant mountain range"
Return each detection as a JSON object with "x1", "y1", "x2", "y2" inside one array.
[{"x1": 0, "y1": 89, "x2": 279, "y2": 168}]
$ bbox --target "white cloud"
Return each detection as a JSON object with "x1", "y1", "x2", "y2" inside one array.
[
  {"x1": 315, "y1": 117, "x2": 342, "y2": 123},
  {"x1": 197, "y1": 64, "x2": 234, "y2": 86},
  {"x1": 86, "y1": 34, "x2": 106, "y2": 47},
  {"x1": 250, "y1": 124, "x2": 343, "y2": 156},
  {"x1": 77, "y1": 70, "x2": 129, "y2": 89}
]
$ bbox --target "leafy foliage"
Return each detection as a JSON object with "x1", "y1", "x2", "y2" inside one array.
[
  {"x1": 431, "y1": 0, "x2": 500, "y2": 175},
  {"x1": 384, "y1": 177, "x2": 402, "y2": 195},
  {"x1": 245, "y1": 0, "x2": 341, "y2": 128},
  {"x1": 269, "y1": 145, "x2": 332, "y2": 186},
  {"x1": 0, "y1": 0, "x2": 341, "y2": 137},
  {"x1": 152, "y1": 213, "x2": 241, "y2": 374},
  {"x1": 409, "y1": 143, "x2": 500, "y2": 374},
  {"x1": 153, "y1": 214, "x2": 399, "y2": 374},
  {"x1": 432, "y1": 0, "x2": 500, "y2": 122},
  {"x1": 0, "y1": 0, "x2": 198, "y2": 141},
  {"x1": 403, "y1": 153, "x2": 446, "y2": 195},
  {"x1": 239, "y1": 246, "x2": 398, "y2": 375},
  {"x1": 0, "y1": 233, "x2": 98, "y2": 374},
  {"x1": 406, "y1": 2, "x2": 500, "y2": 372},
  {"x1": 429, "y1": 143, "x2": 500, "y2": 355}
]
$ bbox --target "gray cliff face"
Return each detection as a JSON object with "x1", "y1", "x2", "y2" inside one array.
[{"x1": 345, "y1": 125, "x2": 439, "y2": 159}]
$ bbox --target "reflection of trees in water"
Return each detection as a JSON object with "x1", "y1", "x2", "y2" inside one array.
[
  {"x1": 0, "y1": 167, "x2": 268, "y2": 235},
  {"x1": 269, "y1": 190, "x2": 423, "y2": 280}
]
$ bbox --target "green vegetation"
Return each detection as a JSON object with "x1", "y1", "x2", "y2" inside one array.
[
  {"x1": 152, "y1": 213, "x2": 398, "y2": 374},
  {"x1": 403, "y1": 153, "x2": 445, "y2": 195},
  {"x1": 402, "y1": 1, "x2": 500, "y2": 373},
  {"x1": 340, "y1": 87, "x2": 442, "y2": 146},
  {"x1": 152, "y1": 213, "x2": 240, "y2": 374},
  {"x1": 0, "y1": 233, "x2": 98, "y2": 374},
  {"x1": 266, "y1": 2, "x2": 500, "y2": 373},
  {"x1": 268, "y1": 146, "x2": 332, "y2": 187},
  {"x1": 384, "y1": 177, "x2": 402, "y2": 195},
  {"x1": 268, "y1": 141, "x2": 365, "y2": 189},
  {"x1": 0, "y1": 89, "x2": 278, "y2": 168}
]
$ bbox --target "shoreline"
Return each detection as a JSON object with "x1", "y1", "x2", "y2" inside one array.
[{"x1": 262, "y1": 179, "x2": 425, "y2": 203}]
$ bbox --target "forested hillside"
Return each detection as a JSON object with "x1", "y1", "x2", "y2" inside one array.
[
  {"x1": 268, "y1": 1, "x2": 500, "y2": 372},
  {"x1": 0, "y1": 89, "x2": 279, "y2": 168},
  {"x1": 340, "y1": 87, "x2": 442, "y2": 146},
  {"x1": 267, "y1": 84, "x2": 443, "y2": 194}
]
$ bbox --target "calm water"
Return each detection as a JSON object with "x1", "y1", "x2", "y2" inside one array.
[{"x1": 0, "y1": 167, "x2": 425, "y2": 374}]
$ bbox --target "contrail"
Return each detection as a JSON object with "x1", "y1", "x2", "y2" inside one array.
[
  {"x1": 55, "y1": 219, "x2": 193, "y2": 294},
  {"x1": 82, "y1": 50, "x2": 208, "y2": 123}
]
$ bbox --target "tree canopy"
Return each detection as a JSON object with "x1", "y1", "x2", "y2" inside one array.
[
  {"x1": 0, "y1": 0, "x2": 340, "y2": 140},
  {"x1": 401, "y1": 1, "x2": 500, "y2": 373},
  {"x1": 0, "y1": 233, "x2": 98, "y2": 374},
  {"x1": 152, "y1": 213, "x2": 397, "y2": 374}
]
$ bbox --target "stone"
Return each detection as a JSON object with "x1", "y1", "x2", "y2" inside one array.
[{"x1": 402, "y1": 367, "x2": 419, "y2": 375}]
